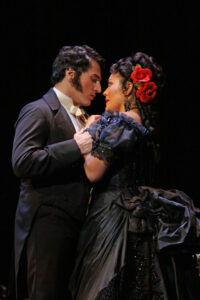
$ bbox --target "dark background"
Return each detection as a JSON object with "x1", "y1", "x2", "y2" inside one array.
[{"x1": 0, "y1": 0, "x2": 199, "y2": 292}]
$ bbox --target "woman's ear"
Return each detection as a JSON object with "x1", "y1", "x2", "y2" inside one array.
[{"x1": 123, "y1": 81, "x2": 134, "y2": 96}]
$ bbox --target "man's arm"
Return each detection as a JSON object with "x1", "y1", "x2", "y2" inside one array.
[{"x1": 12, "y1": 103, "x2": 92, "y2": 178}]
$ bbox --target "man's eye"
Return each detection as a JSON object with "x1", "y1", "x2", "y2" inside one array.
[{"x1": 90, "y1": 76, "x2": 98, "y2": 83}]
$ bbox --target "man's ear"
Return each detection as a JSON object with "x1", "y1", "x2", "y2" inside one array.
[
  {"x1": 123, "y1": 81, "x2": 134, "y2": 96},
  {"x1": 65, "y1": 68, "x2": 76, "y2": 81}
]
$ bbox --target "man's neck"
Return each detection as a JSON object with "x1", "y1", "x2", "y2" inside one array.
[
  {"x1": 54, "y1": 82, "x2": 71, "y2": 97},
  {"x1": 54, "y1": 82, "x2": 80, "y2": 107}
]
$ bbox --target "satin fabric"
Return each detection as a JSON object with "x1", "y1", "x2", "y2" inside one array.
[{"x1": 69, "y1": 111, "x2": 200, "y2": 299}]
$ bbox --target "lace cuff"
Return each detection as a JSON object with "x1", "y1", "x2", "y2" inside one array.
[{"x1": 91, "y1": 140, "x2": 113, "y2": 162}]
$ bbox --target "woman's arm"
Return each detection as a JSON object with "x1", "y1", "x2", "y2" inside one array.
[
  {"x1": 82, "y1": 112, "x2": 141, "y2": 183},
  {"x1": 83, "y1": 153, "x2": 107, "y2": 182}
]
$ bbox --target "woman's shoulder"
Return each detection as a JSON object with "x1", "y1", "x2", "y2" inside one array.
[
  {"x1": 122, "y1": 111, "x2": 142, "y2": 125},
  {"x1": 100, "y1": 110, "x2": 148, "y2": 136}
]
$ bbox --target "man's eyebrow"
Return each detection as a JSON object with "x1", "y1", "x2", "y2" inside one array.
[{"x1": 91, "y1": 74, "x2": 102, "y2": 80}]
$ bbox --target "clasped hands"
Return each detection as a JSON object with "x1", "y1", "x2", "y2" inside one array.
[{"x1": 74, "y1": 115, "x2": 100, "y2": 155}]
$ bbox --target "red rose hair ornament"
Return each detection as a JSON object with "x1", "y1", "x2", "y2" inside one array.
[{"x1": 131, "y1": 64, "x2": 157, "y2": 103}]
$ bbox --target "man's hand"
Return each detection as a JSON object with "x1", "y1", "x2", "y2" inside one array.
[{"x1": 74, "y1": 130, "x2": 93, "y2": 155}]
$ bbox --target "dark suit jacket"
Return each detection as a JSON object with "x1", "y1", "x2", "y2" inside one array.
[{"x1": 12, "y1": 88, "x2": 91, "y2": 295}]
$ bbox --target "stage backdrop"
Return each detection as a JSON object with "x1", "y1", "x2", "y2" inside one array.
[{"x1": 0, "y1": 0, "x2": 199, "y2": 292}]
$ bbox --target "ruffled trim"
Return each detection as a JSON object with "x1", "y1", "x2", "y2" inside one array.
[
  {"x1": 69, "y1": 186, "x2": 200, "y2": 300},
  {"x1": 86, "y1": 111, "x2": 149, "y2": 162},
  {"x1": 92, "y1": 110, "x2": 148, "y2": 134}
]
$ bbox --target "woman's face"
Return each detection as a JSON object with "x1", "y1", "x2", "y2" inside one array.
[{"x1": 103, "y1": 73, "x2": 126, "y2": 112}]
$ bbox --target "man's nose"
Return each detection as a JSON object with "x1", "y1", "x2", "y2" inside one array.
[{"x1": 95, "y1": 81, "x2": 101, "y2": 93}]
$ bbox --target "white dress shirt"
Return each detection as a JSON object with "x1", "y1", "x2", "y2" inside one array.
[{"x1": 53, "y1": 87, "x2": 85, "y2": 132}]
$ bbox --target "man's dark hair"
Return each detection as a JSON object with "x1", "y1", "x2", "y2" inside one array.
[{"x1": 51, "y1": 45, "x2": 105, "y2": 90}]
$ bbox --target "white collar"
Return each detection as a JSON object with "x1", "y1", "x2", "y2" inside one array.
[{"x1": 53, "y1": 87, "x2": 84, "y2": 117}]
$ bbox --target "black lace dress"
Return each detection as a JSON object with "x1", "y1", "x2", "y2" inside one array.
[{"x1": 69, "y1": 111, "x2": 200, "y2": 300}]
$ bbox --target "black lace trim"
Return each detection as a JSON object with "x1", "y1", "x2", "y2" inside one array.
[{"x1": 91, "y1": 140, "x2": 113, "y2": 162}]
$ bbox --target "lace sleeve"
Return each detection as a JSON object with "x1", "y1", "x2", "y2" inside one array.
[{"x1": 86, "y1": 111, "x2": 149, "y2": 163}]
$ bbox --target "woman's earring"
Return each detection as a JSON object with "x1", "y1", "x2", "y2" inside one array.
[
  {"x1": 124, "y1": 98, "x2": 131, "y2": 112},
  {"x1": 124, "y1": 98, "x2": 137, "y2": 112}
]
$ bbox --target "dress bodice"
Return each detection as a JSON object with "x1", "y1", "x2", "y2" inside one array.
[{"x1": 87, "y1": 110, "x2": 156, "y2": 191}]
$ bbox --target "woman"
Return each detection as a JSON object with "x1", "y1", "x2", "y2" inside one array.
[{"x1": 70, "y1": 53, "x2": 200, "y2": 299}]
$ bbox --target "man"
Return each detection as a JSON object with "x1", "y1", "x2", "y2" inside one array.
[{"x1": 12, "y1": 45, "x2": 105, "y2": 300}]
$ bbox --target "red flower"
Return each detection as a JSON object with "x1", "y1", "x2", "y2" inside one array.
[
  {"x1": 131, "y1": 65, "x2": 152, "y2": 84},
  {"x1": 136, "y1": 81, "x2": 157, "y2": 103}
]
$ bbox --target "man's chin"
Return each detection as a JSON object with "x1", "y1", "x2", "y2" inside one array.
[
  {"x1": 105, "y1": 104, "x2": 110, "y2": 111},
  {"x1": 82, "y1": 99, "x2": 92, "y2": 107}
]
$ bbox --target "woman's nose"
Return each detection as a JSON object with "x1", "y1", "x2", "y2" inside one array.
[{"x1": 103, "y1": 88, "x2": 108, "y2": 96}]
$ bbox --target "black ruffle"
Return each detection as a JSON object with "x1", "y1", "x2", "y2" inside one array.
[
  {"x1": 69, "y1": 186, "x2": 200, "y2": 300},
  {"x1": 86, "y1": 111, "x2": 149, "y2": 163}
]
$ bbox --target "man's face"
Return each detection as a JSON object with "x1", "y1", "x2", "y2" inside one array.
[{"x1": 73, "y1": 60, "x2": 102, "y2": 107}]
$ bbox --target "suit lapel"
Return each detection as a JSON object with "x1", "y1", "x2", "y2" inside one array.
[
  {"x1": 43, "y1": 88, "x2": 76, "y2": 139},
  {"x1": 55, "y1": 106, "x2": 76, "y2": 139}
]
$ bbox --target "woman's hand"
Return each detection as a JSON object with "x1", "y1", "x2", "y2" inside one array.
[{"x1": 85, "y1": 115, "x2": 100, "y2": 128}]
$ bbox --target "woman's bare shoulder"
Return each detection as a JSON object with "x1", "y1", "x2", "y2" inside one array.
[{"x1": 122, "y1": 111, "x2": 142, "y2": 125}]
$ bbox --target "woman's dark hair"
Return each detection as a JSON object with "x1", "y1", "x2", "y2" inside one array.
[
  {"x1": 51, "y1": 45, "x2": 105, "y2": 90},
  {"x1": 110, "y1": 52, "x2": 165, "y2": 181},
  {"x1": 110, "y1": 52, "x2": 165, "y2": 141}
]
